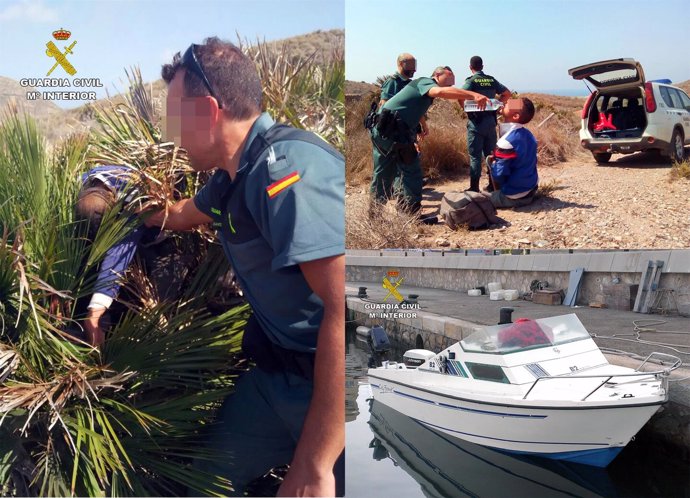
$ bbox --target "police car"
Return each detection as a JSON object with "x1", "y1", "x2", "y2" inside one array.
[{"x1": 568, "y1": 58, "x2": 690, "y2": 164}]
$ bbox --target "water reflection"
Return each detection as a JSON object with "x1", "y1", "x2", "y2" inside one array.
[{"x1": 369, "y1": 399, "x2": 613, "y2": 498}]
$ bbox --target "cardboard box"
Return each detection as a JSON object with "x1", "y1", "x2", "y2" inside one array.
[{"x1": 533, "y1": 289, "x2": 563, "y2": 305}]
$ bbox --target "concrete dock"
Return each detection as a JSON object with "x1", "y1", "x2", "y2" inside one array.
[{"x1": 346, "y1": 281, "x2": 690, "y2": 457}]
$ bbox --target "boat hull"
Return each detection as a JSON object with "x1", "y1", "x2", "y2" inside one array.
[{"x1": 369, "y1": 373, "x2": 663, "y2": 467}]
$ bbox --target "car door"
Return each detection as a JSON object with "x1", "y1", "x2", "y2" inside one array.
[
  {"x1": 567, "y1": 58, "x2": 645, "y2": 92},
  {"x1": 675, "y1": 88, "x2": 690, "y2": 142},
  {"x1": 658, "y1": 86, "x2": 679, "y2": 140}
]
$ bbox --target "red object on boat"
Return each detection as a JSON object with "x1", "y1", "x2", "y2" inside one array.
[{"x1": 498, "y1": 319, "x2": 554, "y2": 348}]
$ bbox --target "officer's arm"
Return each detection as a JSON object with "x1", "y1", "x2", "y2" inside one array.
[
  {"x1": 278, "y1": 254, "x2": 344, "y2": 497},
  {"x1": 499, "y1": 89, "x2": 512, "y2": 104},
  {"x1": 428, "y1": 87, "x2": 489, "y2": 107},
  {"x1": 144, "y1": 198, "x2": 212, "y2": 231},
  {"x1": 378, "y1": 78, "x2": 394, "y2": 108}
]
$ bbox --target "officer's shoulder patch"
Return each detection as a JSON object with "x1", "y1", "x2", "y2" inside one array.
[{"x1": 266, "y1": 171, "x2": 301, "y2": 199}]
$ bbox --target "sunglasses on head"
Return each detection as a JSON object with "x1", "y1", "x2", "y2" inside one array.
[{"x1": 181, "y1": 44, "x2": 223, "y2": 109}]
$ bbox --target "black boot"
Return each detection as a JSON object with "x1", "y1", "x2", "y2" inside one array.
[{"x1": 465, "y1": 177, "x2": 480, "y2": 193}]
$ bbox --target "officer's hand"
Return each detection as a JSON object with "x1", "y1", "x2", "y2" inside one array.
[
  {"x1": 143, "y1": 208, "x2": 165, "y2": 228},
  {"x1": 84, "y1": 308, "x2": 106, "y2": 348},
  {"x1": 277, "y1": 464, "x2": 335, "y2": 497},
  {"x1": 475, "y1": 94, "x2": 489, "y2": 110}
]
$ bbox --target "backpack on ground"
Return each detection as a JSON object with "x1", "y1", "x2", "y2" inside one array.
[{"x1": 440, "y1": 191, "x2": 501, "y2": 230}]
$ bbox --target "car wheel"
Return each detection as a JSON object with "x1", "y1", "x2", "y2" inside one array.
[
  {"x1": 670, "y1": 129, "x2": 685, "y2": 163},
  {"x1": 593, "y1": 152, "x2": 611, "y2": 164}
]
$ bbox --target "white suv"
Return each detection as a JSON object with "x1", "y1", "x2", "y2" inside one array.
[{"x1": 568, "y1": 58, "x2": 690, "y2": 164}]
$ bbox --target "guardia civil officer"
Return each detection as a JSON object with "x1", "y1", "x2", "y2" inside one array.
[
  {"x1": 461, "y1": 56, "x2": 511, "y2": 192},
  {"x1": 378, "y1": 53, "x2": 428, "y2": 137},
  {"x1": 379, "y1": 53, "x2": 416, "y2": 106},
  {"x1": 369, "y1": 66, "x2": 489, "y2": 215},
  {"x1": 147, "y1": 37, "x2": 344, "y2": 497}
]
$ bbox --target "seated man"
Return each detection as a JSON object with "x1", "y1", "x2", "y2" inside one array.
[{"x1": 487, "y1": 98, "x2": 538, "y2": 208}]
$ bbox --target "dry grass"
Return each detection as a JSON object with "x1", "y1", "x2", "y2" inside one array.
[
  {"x1": 418, "y1": 125, "x2": 468, "y2": 181},
  {"x1": 345, "y1": 190, "x2": 426, "y2": 249},
  {"x1": 345, "y1": 93, "x2": 377, "y2": 184},
  {"x1": 669, "y1": 159, "x2": 690, "y2": 182},
  {"x1": 536, "y1": 178, "x2": 561, "y2": 198},
  {"x1": 345, "y1": 87, "x2": 585, "y2": 188}
]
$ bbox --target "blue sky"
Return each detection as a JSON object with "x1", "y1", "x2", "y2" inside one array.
[
  {"x1": 346, "y1": 0, "x2": 689, "y2": 95},
  {"x1": 0, "y1": 0, "x2": 343, "y2": 108}
]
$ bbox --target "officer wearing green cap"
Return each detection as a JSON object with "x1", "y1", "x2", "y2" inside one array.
[
  {"x1": 369, "y1": 66, "x2": 489, "y2": 216},
  {"x1": 462, "y1": 55, "x2": 511, "y2": 192}
]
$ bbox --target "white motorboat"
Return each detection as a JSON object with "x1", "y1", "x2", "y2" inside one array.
[{"x1": 368, "y1": 314, "x2": 680, "y2": 467}]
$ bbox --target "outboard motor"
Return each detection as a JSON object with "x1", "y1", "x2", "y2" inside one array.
[
  {"x1": 402, "y1": 349, "x2": 436, "y2": 368},
  {"x1": 369, "y1": 325, "x2": 391, "y2": 354}
]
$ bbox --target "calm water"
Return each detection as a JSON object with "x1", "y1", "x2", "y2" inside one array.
[{"x1": 346, "y1": 330, "x2": 690, "y2": 498}]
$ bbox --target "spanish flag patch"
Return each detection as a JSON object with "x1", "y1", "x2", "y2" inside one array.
[{"x1": 266, "y1": 171, "x2": 301, "y2": 198}]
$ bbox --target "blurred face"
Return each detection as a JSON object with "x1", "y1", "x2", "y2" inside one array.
[
  {"x1": 502, "y1": 98, "x2": 525, "y2": 123},
  {"x1": 164, "y1": 70, "x2": 221, "y2": 171},
  {"x1": 399, "y1": 58, "x2": 416, "y2": 79},
  {"x1": 435, "y1": 68, "x2": 455, "y2": 87}
]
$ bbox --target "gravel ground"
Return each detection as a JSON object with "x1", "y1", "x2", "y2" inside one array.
[{"x1": 349, "y1": 150, "x2": 690, "y2": 250}]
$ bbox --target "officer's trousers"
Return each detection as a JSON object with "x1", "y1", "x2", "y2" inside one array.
[
  {"x1": 467, "y1": 119, "x2": 498, "y2": 180},
  {"x1": 369, "y1": 128, "x2": 423, "y2": 209},
  {"x1": 196, "y1": 366, "x2": 344, "y2": 496}
]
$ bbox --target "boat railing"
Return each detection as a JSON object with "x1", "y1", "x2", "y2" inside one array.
[{"x1": 522, "y1": 352, "x2": 682, "y2": 401}]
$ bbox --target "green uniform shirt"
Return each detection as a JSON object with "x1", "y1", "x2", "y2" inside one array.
[
  {"x1": 461, "y1": 70, "x2": 508, "y2": 98},
  {"x1": 381, "y1": 76, "x2": 437, "y2": 131},
  {"x1": 194, "y1": 113, "x2": 344, "y2": 353},
  {"x1": 380, "y1": 73, "x2": 411, "y2": 101}
]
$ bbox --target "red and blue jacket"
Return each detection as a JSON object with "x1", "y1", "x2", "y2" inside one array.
[{"x1": 491, "y1": 124, "x2": 538, "y2": 196}]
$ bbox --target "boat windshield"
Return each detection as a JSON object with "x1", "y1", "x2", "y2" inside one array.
[{"x1": 460, "y1": 314, "x2": 591, "y2": 354}]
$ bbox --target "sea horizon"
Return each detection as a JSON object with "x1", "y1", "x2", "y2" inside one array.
[{"x1": 519, "y1": 88, "x2": 590, "y2": 97}]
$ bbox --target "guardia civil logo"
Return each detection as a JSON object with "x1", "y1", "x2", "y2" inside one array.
[
  {"x1": 46, "y1": 28, "x2": 77, "y2": 77},
  {"x1": 19, "y1": 28, "x2": 103, "y2": 103},
  {"x1": 382, "y1": 270, "x2": 404, "y2": 303}
]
